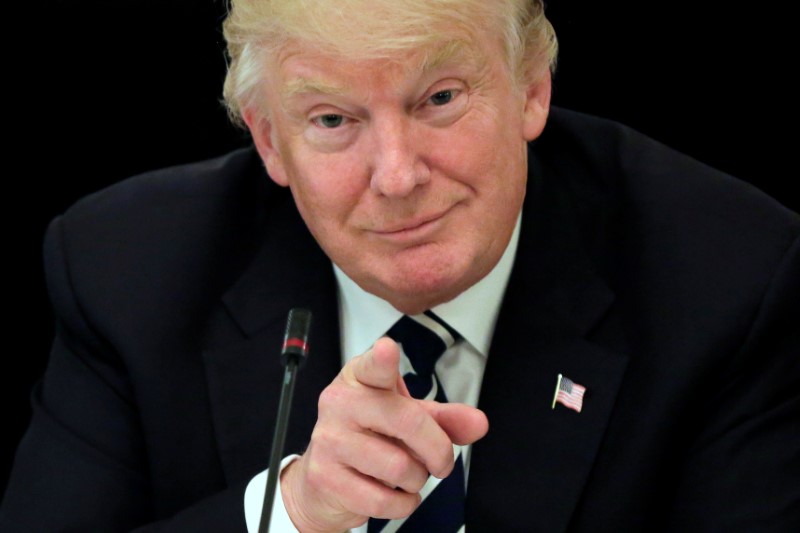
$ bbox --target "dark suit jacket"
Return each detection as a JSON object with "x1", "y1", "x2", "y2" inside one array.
[{"x1": 2, "y1": 108, "x2": 798, "y2": 532}]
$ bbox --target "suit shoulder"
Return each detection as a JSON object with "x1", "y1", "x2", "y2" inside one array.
[
  {"x1": 532, "y1": 108, "x2": 798, "y2": 327},
  {"x1": 540, "y1": 107, "x2": 799, "y2": 243},
  {"x1": 62, "y1": 147, "x2": 267, "y2": 223},
  {"x1": 52, "y1": 146, "x2": 279, "y2": 266},
  {"x1": 44, "y1": 147, "x2": 285, "y2": 341}
]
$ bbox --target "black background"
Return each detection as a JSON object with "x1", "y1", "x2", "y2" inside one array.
[{"x1": 3, "y1": 1, "x2": 796, "y2": 497}]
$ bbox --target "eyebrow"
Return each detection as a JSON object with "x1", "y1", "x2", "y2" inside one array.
[
  {"x1": 281, "y1": 78, "x2": 348, "y2": 100},
  {"x1": 419, "y1": 39, "x2": 474, "y2": 74},
  {"x1": 279, "y1": 39, "x2": 486, "y2": 101}
]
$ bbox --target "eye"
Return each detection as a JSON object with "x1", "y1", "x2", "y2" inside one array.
[
  {"x1": 313, "y1": 114, "x2": 345, "y2": 128},
  {"x1": 429, "y1": 90, "x2": 455, "y2": 106},
  {"x1": 416, "y1": 84, "x2": 468, "y2": 126}
]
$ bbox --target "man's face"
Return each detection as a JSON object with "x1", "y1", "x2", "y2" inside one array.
[{"x1": 248, "y1": 31, "x2": 550, "y2": 313}]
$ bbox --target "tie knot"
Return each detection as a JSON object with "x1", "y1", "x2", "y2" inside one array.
[{"x1": 386, "y1": 311, "x2": 459, "y2": 383}]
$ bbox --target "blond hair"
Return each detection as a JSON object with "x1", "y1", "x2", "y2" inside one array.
[{"x1": 222, "y1": 0, "x2": 558, "y2": 125}]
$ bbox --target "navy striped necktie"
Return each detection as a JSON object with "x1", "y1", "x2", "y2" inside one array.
[{"x1": 368, "y1": 312, "x2": 465, "y2": 533}]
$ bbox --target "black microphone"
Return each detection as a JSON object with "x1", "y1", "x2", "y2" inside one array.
[
  {"x1": 281, "y1": 308, "x2": 312, "y2": 368},
  {"x1": 259, "y1": 308, "x2": 312, "y2": 533}
]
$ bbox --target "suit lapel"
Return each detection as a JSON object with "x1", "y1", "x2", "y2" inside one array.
[
  {"x1": 201, "y1": 188, "x2": 341, "y2": 484},
  {"x1": 466, "y1": 140, "x2": 631, "y2": 531}
]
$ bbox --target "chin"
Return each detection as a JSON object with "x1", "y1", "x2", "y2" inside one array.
[
  {"x1": 377, "y1": 260, "x2": 475, "y2": 313},
  {"x1": 345, "y1": 243, "x2": 494, "y2": 312}
]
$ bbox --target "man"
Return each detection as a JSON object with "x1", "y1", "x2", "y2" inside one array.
[{"x1": 2, "y1": 1, "x2": 798, "y2": 532}]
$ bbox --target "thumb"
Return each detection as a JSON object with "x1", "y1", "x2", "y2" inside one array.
[{"x1": 420, "y1": 401, "x2": 489, "y2": 446}]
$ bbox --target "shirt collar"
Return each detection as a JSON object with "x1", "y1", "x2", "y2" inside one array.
[{"x1": 334, "y1": 214, "x2": 521, "y2": 359}]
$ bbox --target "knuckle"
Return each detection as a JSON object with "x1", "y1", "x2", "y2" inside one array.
[
  {"x1": 364, "y1": 489, "x2": 396, "y2": 518},
  {"x1": 311, "y1": 426, "x2": 338, "y2": 451},
  {"x1": 349, "y1": 472, "x2": 421, "y2": 520},
  {"x1": 429, "y1": 444, "x2": 453, "y2": 478},
  {"x1": 306, "y1": 427, "x2": 349, "y2": 476},
  {"x1": 395, "y1": 403, "x2": 427, "y2": 436},
  {"x1": 382, "y1": 448, "x2": 412, "y2": 483},
  {"x1": 406, "y1": 493, "x2": 423, "y2": 515},
  {"x1": 318, "y1": 383, "x2": 347, "y2": 414},
  {"x1": 406, "y1": 468, "x2": 429, "y2": 494}
]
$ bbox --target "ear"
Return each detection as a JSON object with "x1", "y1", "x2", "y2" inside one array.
[
  {"x1": 243, "y1": 108, "x2": 290, "y2": 187},
  {"x1": 521, "y1": 68, "x2": 552, "y2": 141}
]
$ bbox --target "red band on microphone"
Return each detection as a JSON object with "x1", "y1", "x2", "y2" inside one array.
[{"x1": 283, "y1": 338, "x2": 308, "y2": 352}]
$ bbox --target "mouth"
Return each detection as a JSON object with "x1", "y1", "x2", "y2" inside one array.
[{"x1": 373, "y1": 208, "x2": 451, "y2": 235}]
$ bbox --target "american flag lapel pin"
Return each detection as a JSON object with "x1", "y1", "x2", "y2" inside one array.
[{"x1": 551, "y1": 373, "x2": 586, "y2": 413}]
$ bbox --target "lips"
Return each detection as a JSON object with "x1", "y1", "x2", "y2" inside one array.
[{"x1": 372, "y1": 208, "x2": 450, "y2": 234}]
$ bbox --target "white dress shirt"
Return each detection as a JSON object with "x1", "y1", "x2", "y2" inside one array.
[{"x1": 245, "y1": 216, "x2": 521, "y2": 532}]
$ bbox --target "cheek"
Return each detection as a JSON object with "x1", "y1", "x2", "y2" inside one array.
[
  {"x1": 440, "y1": 119, "x2": 528, "y2": 242},
  {"x1": 431, "y1": 115, "x2": 524, "y2": 195},
  {"x1": 285, "y1": 152, "x2": 368, "y2": 230},
  {"x1": 427, "y1": 126, "x2": 493, "y2": 182}
]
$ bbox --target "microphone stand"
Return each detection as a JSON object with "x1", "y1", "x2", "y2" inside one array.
[{"x1": 259, "y1": 308, "x2": 312, "y2": 533}]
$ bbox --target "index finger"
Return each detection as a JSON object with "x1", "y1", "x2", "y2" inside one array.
[{"x1": 350, "y1": 337, "x2": 402, "y2": 391}]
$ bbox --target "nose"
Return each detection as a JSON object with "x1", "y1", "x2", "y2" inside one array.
[{"x1": 369, "y1": 115, "x2": 430, "y2": 197}]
